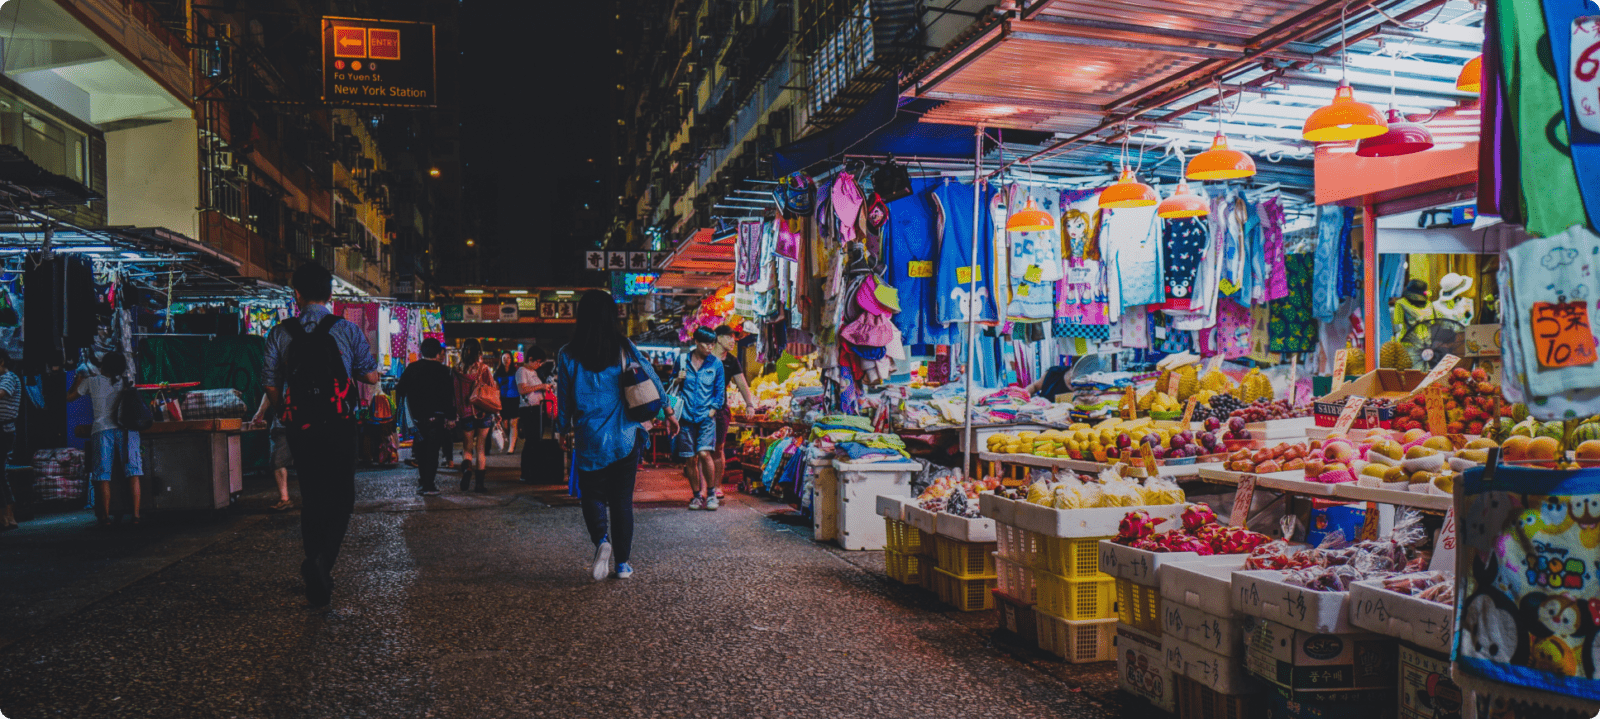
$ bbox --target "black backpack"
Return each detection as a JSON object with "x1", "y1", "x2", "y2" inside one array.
[
  {"x1": 281, "y1": 315, "x2": 353, "y2": 429},
  {"x1": 113, "y1": 378, "x2": 152, "y2": 431}
]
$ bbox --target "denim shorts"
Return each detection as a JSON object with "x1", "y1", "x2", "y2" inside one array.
[
  {"x1": 270, "y1": 428, "x2": 292, "y2": 470},
  {"x1": 678, "y1": 416, "x2": 718, "y2": 458},
  {"x1": 90, "y1": 429, "x2": 143, "y2": 481},
  {"x1": 459, "y1": 414, "x2": 494, "y2": 431}
]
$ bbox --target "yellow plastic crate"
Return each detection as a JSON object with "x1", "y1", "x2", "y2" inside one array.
[
  {"x1": 1036, "y1": 571, "x2": 1116, "y2": 620},
  {"x1": 932, "y1": 567, "x2": 997, "y2": 611},
  {"x1": 995, "y1": 553, "x2": 1038, "y2": 604},
  {"x1": 1038, "y1": 535, "x2": 1111, "y2": 578},
  {"x1": 1115, "y1": 576, "x2": 1163, "y2": 635},
  {"x1": 996, "y1": 522, "x2": 1042, "y2": 567},
  {"x1": 917, "y1": 529, "x2": 938, "y2": 557},
  {"x1": 884, "y1": 549, "x2": 925, "y2": 585},
  {"x1": 934, "y1": 535, "x2": 998, "y2": 578},
  {"x1": 884, "y1": 518, "x2": 926, "y2": 555},
  {"x1": 1034, "y1": 610, "x2": 1116, "y2": 663}
]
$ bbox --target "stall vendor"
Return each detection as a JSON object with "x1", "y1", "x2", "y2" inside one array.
[
  {"x1": 1392, "y1": 279, "x2": 1434, "y2": 342},
  {"x1": 1026, "y1": 365, "x2": 1070, "y2": 401}
]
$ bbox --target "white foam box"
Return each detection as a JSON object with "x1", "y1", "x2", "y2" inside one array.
[
  {"x1": 936, "y1": 512, "x2": 997, "y2": 542},
  {"x1": 1015, "y1": 502, "x2": 1185, "y2": 538},
  {"x1": 978, "y1": 492, "x2": 1016, "y2": 526},
  {"x1": 835, "y1": 462, "x2": 915, "y2": 551},
  {"x1": 1117, "y1": 623, "x2": 1175, "y2": 713},
  {"x1": 1164, "y1": 633, "x2": 1264, "y2": 695},
  {"x1": 875, "y1": 495, "x2": 905, "y2": 521},
  {"x1": 1098, "y1": 539, "x2": 1239, "y2": 587},
  {"x1": 904, "y1": 504, "x2": 938, "y2": 533},
  {"x1": 1245, "y1": 618, "x2": 1399, "y2": 702},
  {"x1": 962, "y1": 423, "x2": 1051, "y2": 452},
  {"x1": 1162, "y1": 602, "x2": 1249, "y2": 657},
  {"x1": 1396, "y1": 643, "x2": 1460, "y2": 719},
  {"x1": 1347, "y1": 580, "x2": 1455, "y2": 655},
  {"x1": 1233, "y1": 569, "x2": 1355, "y2": 634},
  {"x1": 1161, "y1": 558, "x2": 1248, "y2": 619}
]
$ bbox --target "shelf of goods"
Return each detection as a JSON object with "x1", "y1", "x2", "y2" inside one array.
[
  {"x1": 978, "y1": 451, "x2": 1216, "y2": 480},
  {"x1": 1193, "y1": 468, "x2": 1452, "y2": 512}
]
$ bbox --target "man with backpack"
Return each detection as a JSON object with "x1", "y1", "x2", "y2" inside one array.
[
  {"x1": 262, "y1": 263, "x2": 380, "y2": 609},
  {"x1": 395, "y1": 337, "x2": 454, "y2": 496}
]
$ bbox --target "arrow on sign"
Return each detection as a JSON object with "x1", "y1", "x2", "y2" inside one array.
[{"x1": 340, "y1": 36, "x2": 362, "y2": 48}]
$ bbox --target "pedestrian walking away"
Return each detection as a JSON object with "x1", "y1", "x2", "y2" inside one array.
[
  {"x1": 395, "y1": 337, "x2": 456, "y2": 496},
  {"x1": 711, "y1": 324, "x2": 757, "y2": 501},
  {"x1": 516, "y1": 346, "x2": 554, "y2": 484},
  {"x1": 65, "y1": 351, "x2": 145, "y2": 528},
  {"x1": 452, "y1": 338, "x2": 496, "y2": 493},
  {"x1": 675, "y1": 327, "x2": 724, "y2": 511},
  {"x1": 263, "y1": 262, "x2": 381, "y2": 609},
  {"x1": 250, "y1": 392, "x2": 295, "y2": 511},
  {"x1": 557, "y1": 290, "x2": 675, "y2": 581}
]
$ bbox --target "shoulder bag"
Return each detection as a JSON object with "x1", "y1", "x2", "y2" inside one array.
[
  {"x1": 620, "y1": 344, "x2": 663, "y2": 423},
  {"x1": 469, "y1": 364, "x2": 501, "y2": 413}
]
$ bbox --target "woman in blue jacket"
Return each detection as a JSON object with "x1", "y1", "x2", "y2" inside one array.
[{"x1": 556, "y1": 290, "x2": 676, "y2": 581}]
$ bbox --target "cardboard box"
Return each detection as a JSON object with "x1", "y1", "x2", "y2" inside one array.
[
  {"x1": 1245, "y1": 618, "x2": 1398, "y2": 702},
  {"x1": 1347, "y1": 581, "x2": 1455, "y2": 654},
  {"x1": 1118, "y1": 623, "x2": 1175, "y2": 712},
  {"x1": 1165, "y1": 633, "x2": 1264, "y2": 695},
  {"x1": 1233, "y1": 570, "x2": 1355, "y2": 634},
  {"x1": 1463, "y1": 324, "x2": 1501, "y2": 357},
  {"x1": 1397, "y1": 644, "x2": 1462, "y2": 719},
  {"x1": 1164, "y1": 601, "x2": 1249, "y2": 657},
  {"x1": 1313, "y1": 370, "x2": 1427, "y2": 428},
  {"x1": 1267, "y1": 689, "x2": 1398, "y2": 719}
]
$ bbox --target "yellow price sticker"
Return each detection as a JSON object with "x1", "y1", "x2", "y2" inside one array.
[
  {"x1": 955, "y1": 265, "x2": 984, "y2": 285},
  {"x1": 1024, "y1": 264, "x2": 1043, "y2": 283},
  {"x1": 907, "y1": 260, "x2": 934, "y2": 279}
]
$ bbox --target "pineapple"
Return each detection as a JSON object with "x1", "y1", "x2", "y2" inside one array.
[{"x1": 1379, "y1": 340, "x2": 1412, "y2": 370}]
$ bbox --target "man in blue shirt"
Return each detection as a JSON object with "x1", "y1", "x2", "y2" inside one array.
[
  {"x1": 677, "y1": 327, "x2": 724, "y2": 510},
  {"x1": 262, "y1": 263, "x2": 380, "y2": 609}
]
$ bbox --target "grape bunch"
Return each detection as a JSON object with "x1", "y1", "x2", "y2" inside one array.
[
  {"x1": 1193, "y1": 393, "x2": 1245, "y2": 422},
  {"x1": 1229, "y1": 398, "x2": 1310, "y2": 423}
]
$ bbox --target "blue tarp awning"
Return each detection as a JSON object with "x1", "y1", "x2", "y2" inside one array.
[{"x1": 772, "y1": 84, "x2": 985, "y2": 175}]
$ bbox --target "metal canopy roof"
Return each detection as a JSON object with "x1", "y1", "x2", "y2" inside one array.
[
  {"x1": 655, "y1": 228, "x2": 735, "y2": 294},
  {"x1": 902, "y1": 0, "x2": 1482, "y2": 192}
]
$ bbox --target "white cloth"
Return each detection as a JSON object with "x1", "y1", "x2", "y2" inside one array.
[
  {"x1": 80, "y1": 375, "x2": 122, "y2": 435},
  {"x1": 516, "y1": 366, "x2": 545, "y2": 407}
]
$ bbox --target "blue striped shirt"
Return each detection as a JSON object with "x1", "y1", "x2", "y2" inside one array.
[{"x1": 262, "y1": 304, "x2": 380, "y2": 392}]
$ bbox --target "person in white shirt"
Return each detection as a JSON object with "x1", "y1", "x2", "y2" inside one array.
[
  {"x1": 65, "y1": 351, "x2": 144, "y2": 527},
  {"x1": 516, "y1": 346, "x2": 553, "y2": 483}
]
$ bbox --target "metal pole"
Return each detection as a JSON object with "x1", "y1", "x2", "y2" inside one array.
[{"x1": 963, "y1": 124, "x2": 983, "y2": 478}]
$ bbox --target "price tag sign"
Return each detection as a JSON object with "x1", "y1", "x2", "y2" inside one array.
[
  {"x1": 1182, "y1": 398, "x2": 1199, "y2": 426},
  {"x1": 1333, "y1": 397, "x2": 1366, "y2": 434},
  {"x1": 1167, "y1": 372, "x2": 1182, "y2": 396},
  {"x1": 1426, "y1": 384, "x2": 1449, "y2": 436},
  {"x1": 907, "y1": 260, "x2": 934, "y2": 279},
  {"x1": 1572, "y1": 17, "x2": 1600, "y2": 134},
  {"x1": 1430, "y1": 506, "x2": 1457, "y2": 571},
  {"x1": 1288, "y1": 355, "x2": 1298, "y2": 406},
  {"x1": 1358, "y1": 502, "x2": 1380, "y2": 541},
  {"x1": 1418, "y1": 354, "x2": 1462, "y2": 391},
  {"x1": 1122, "y1": 387, "x2": 1138, "y2": 420},
  {"x1": 1140, "y1": 444, "x2": 1159, "y2": 474},
  {"x1": 1331, "y1": 349, "x2": 1348, "y2": 393},
  {"x1": 1230, "y1": 475, "x2": 1256, "y2": 527},
  {"x1": 1530, "y1": 301, "x2": 1598, "y2": 368}
]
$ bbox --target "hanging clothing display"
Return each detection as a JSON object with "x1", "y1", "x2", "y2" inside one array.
[
  {"x1": 1103, "y1": 207, "x2": 1164, "y2": 316},
  {"x1": 1156, "y1": 217, "x2": 1206, "y2": 309},
  {"x1": 1260, "y1": 197, "x2": 1289, "y2": 302},
  {"x1": 1499, "y1": 0, "x2": 1588, "y2": 236},
  {"x1": 931, "y1": 181, "x2": 998, "y2": 325},
  {"x1": 1267, "y1": 254, "x2": 1317, "y2": 354}
]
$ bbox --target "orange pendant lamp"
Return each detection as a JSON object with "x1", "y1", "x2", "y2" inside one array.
[
  {"x1": 1099, "y1": 168, "x2": 1159, "y2": 209},
  {"x1": 1302, "y1": 6, "x2": 1387, "y2": 143},
  {"x1": 1157, "y1": 182, "x2": 1209, "y2": 218},
  {"x1": 1456, "y1": 54, "x2": 1482, "y2": 93},
  {"x1": 1186, "y1": 134, "x2": 1256, "y2": 181},
  {"x1": 1006, "y1": 196, "x2": 1056, "y2": 232}
]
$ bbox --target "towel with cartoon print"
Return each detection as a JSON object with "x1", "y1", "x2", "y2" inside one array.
[{"x1": 1457, "y1": 465, "x2": 1600, "y2": 701}]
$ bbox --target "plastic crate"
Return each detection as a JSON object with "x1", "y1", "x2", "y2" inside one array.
[
  {"x1": 995, "y1": 553, "x2": 1039, "y2": 604},
  {"x1": 1115, "y1": 577, "x2": 1163, "y2": 635},
  {"x1": 934, "y1": 535, "x2": 998, "y2": 579},
  {"x1": 1034, "y1": 610, "x2": 1116, "y2": 663},
  {"x1": 995, "y1": 590, "x2": 1038, "y2": 645},
  {"x1": 1039, "y1": 535, "x2": 1110, "y2": 578},
  {"x1": 884, "y1": 549, "x2": 925, "y2": 586},
  {"x1": 884, "y1": 518, "x2": 925, "y2": 555},
  {"x1": 1175, "y1": 676, "x2": 1262, "y2": 719},
  {"x1": 932, "y1": 567, "x2": 997, "y2": 611},
  {"x1": 996, "y1": 522, "x2": 1042, "y2": 567},
  {"x1": 1037, "y1": 571, "x2": 1116, "y2": 620}
]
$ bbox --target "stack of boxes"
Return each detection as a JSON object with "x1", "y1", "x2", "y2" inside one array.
[
  {"x1": 1161, "y1": 561, "x2": 1264, "y2": 718},
  {"x1": 982, "y1": 493, "x2": 1119, "y2": 662}
]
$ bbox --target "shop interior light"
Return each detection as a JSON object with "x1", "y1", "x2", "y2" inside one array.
[
  {"x1": 1098, "y1": 167, "x2": 1159, "y2": 209},
  {"x1": 56, "y1": 246, "x2": 116, "y2": 253},
  {"x1": 1186, "y1": 134, "x2": 1256, "y2": 180},
  {"x1": 1005, "y1": 196, "x2": 1055, "y2": 232},
  {"x1": 1157, "y1": 182, "x2": 1209, "y2": 218},
  {"x1": 464, "y1": 289, "x2": 485, "y2": 294},
  {"x1": 508, "y1": 289, "x2": 529, "y2": 295},
  {"x1": 1356, "y1": 108, "x2": 1435, "y2": 157},
  {"x1": 1456, "y1": 54, "x2": 1482, "y2": 93},
  {"x1": 1302, "y1": 4, "x2": 1387, "y2": 142}
]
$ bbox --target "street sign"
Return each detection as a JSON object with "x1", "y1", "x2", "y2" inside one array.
[{"x1": 322, "y1": 17, "x2": 436, "y2": 107}]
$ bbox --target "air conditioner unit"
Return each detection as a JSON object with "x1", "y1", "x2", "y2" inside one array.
[{"x1": 214, "y1": 149, "x2": 234, "y2": 168}]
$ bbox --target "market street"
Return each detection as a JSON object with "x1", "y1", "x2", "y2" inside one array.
[{"x1": 0, "y1": 455, "x2": 1122, "y2": 719}]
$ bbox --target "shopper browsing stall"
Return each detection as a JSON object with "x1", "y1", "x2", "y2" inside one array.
[
  {"x1": 711, "y1": 325, "x2": 756, "y2": 501},
  {"x1": 249, "y1": 392, "x2": 295, "y2": 512},
  {"x1": 395, "y1": 337, "x2": 455, "y2": 496},
  {"x1": 516, "y1": 347, "x2": 552, "y2": 484},
  {"x1": 66, "y1": 351, "x2": 144, "y2": 528},
  {"x1": 677, "y1": 328, "x2": 725, "y2": 511},
  {"x1": 495, "y1": 351, "x2": 521, "y2": 453}
]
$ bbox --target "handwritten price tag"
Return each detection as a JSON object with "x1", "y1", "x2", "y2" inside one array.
[
  {"x1": 1167, "y1": 372, "x2": 1182, "y2": 396},
  {"x1": 1426, "y1": 384, "x2": 1449, "y2": 436},
  {"x1": 1140, "y1": 444, "x2": 1159, "y2": 474},
  {"x1": 1331, "y1": 349, "x2": 1348, "y2": 393},
  {"x1": 1572, "y1": 17, "x2": 1600, "y2": 134},
  {"x1": 1230, "y1": 475, "x2": 1256, "y2": 527},
  {"x1": 1122, "y1": 387, "x2": 1138, "y2": 420},
  {"x1": 1418, "y1": 354, "x2": 1462, "y2": 391},
  {"x1": 1531, "y1": 301, "x2": 1598, "y2": 368},
  {"x1": 1288, "y1": 356, "x2": 1298, "y2": 406},
  {"x1": 1358, "y1": 501, "x2": 1380, "y2": 540},
  {"x1": 1430, "y1": 506, "x2": 1457, "y2": 571},
  {"x1": 907, "y1": 260, "x2": 934, "y2": 279},
  {"x1": 1182, "y1": 398, "x2": 1198, "y2": 426},
  {"x1": 1333, "y1": 397, "x2": 1366, "y2": 434},
  {"x1": 1093, "y1": 446, "x2": 1108, "y2": 463}
]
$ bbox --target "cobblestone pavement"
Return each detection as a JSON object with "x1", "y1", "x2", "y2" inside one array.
[{"x1": 0, "y1": 449, "x2": 1127, "y2": 719}]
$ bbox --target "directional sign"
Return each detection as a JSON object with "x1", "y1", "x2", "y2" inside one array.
[{"x1": 323, "y1": 17, "x2": 435, "y2": 107}]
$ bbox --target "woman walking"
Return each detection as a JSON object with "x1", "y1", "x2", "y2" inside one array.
[
  {"x1": 453, "y1": 339, "x2": 496, "y2": 492},
  {"x1": 557, "y1": 290, "x2": 676, "y2": 580},
  {"x1": 495, "y1": 351, "x2": 521, "y2": 453}
]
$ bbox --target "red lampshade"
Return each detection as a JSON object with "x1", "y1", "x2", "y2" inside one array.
[
  {"x1": 1157, "y1": 183, "x2": 1209, "y2": 218},
  {"x1": 1456, "y1": 55, "x2": 1482, "y2": 93},
  {"x1": 1356, "y1": 109, "x2": 1435, "y2": 157},
  {"x1": 1098, "y1": 168, "x2": 1159, "y2": 209},
  {"x1": 1006, "y1": 196, "x2": 1056, "y2": 232},
  {"x1": 1302, "y1": 82, "x2": 1388, "y2": 142},
  {"x1": 1185, "y1": 134, "x2": 1256, "y2": 181}
]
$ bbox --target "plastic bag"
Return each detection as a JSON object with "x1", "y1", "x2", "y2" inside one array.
[{"x1": 490, "y1": 422, "x2": 507, "y2": 453}]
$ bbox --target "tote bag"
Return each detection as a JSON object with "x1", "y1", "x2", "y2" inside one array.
[{"x1": 620, "y1": 345, "x2": 662, "y2": 423}]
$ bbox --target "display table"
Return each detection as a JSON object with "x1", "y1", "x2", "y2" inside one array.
[{"x1": 139, "y1": 419, "x2": 243, "y2": 512}]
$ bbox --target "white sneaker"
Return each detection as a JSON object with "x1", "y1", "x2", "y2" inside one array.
[
  {"x1": 688, "y1": 496, "x2": 704, "y2": 510},
  {"x1": 705, "y1": 494, "x2": 720, "y2": 511},
  {"x1": 591, "y1": 541, "x2": 613, "y2": 581},
  {"x1": 616, "y1": 562, "x2": 634, "y2": 579}
]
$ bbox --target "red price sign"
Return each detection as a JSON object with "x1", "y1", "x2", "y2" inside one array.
[
  {"x1": 1182, "y1": 398, "x2": 1198, "y2": 426},
  {"x1": 1333, "y1": 397, "x2": 1366, "y2": 434},
  {"x1": 1230, "y1": 475, "x2": 1256, "y2": 527},
  {"x1": 1167, "y1": 372, "x2": 1182, "y2": 396},
  {"x1": 1531, "y1": 301, "x2": 1598, "y2": 368},
  {"x1": 1331, "y1": 349, "x2": 1348, "y2": 393},
  {"x1": 1140, "y1": 444, "x2": 1159, "y2": 474},
  {"x1": 1572, "y1": 18, "x2": 1600, "y2": 132},
  {"x1": 1426, "y1": 384, "x2": 1449, "y2": 436}
]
